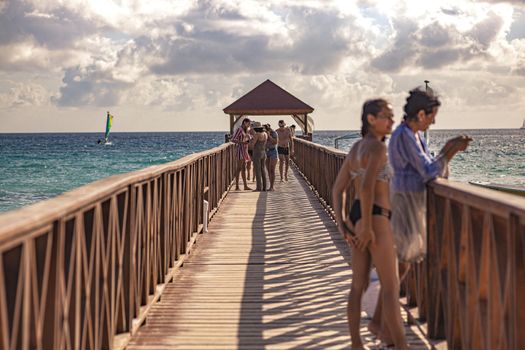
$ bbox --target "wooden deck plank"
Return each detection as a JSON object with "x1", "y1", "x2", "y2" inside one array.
[{"x1": 127, "y1": 168, "x2": 432, "y2": 350}]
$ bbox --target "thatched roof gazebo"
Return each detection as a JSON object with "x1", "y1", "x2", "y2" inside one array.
[{"x1": 223, "y1": 79, "x2": 315, "y2": 137}]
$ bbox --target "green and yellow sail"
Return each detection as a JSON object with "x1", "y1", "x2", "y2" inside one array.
[{"x1": 104, "y1": 111, "x2": 113, "y2": 142}]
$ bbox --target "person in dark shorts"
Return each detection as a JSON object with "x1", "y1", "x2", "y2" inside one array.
[
  {"x1": 275, "y1": 120, "x2": 293, "y2": 181},
  {"x1": 277, "y1": 146, "x2": 289, "y2": 156}
]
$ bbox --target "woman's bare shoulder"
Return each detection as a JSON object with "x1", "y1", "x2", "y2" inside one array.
[{"x1": 367, "y1": 139, "x2": 387, "y2": 153}]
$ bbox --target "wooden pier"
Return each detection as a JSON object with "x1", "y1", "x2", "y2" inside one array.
[
  {"x1": 0, "y1": 138, "x2": 524, "y2": 349},
  {"x1": 126, "y1": 169, "x2": 431, "y2": 349}
]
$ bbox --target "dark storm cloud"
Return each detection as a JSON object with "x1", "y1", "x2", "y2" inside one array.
[
  {"x1": 419, "y1": 22, "x2": 452, "y2": 47},
  {"x1": 441, "y1": 7, "x2": 463, "y2": 16},
  {"x1": 54, "y1": 66, "x2": 130, "y2": 107},
  {"x1": 468, "y1": 11, "x2": 505, "y2": 49},
  {"x1": 0, "y1": 0, "x2": 99, "y2": 49},
  {"x1": 370, "y1": 11, "x2": 506, "y2": 73},
  {"x1": 149, "y1": 5, "x2": 360, "y2": 76},
  {"x1": 417, "y1": 48, "x2": 462, "y2": 69},
  {"x1": 370, "y1": 18, "x2": 418, "y2": 72}
]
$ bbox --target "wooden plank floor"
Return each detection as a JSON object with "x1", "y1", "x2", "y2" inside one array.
[{"x1": 127, "y1": 167, "x2": 433, "y2": 349}]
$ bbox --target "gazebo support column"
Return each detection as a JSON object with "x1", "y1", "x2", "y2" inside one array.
[{"x1": 304, "y1": 114, "x2": 308, "y2": 135}]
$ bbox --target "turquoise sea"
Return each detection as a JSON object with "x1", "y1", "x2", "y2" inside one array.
[{"x1": 1, "y1": 129, "x2": 524, "y2": 213}]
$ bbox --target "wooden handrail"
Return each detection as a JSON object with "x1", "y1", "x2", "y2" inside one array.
[
  {"x1": 292, "y1": 138, "x2": 346, "y2": 210},
  {"x1": 423, "y1": 178, "x2": 525, "y2": 349},
  {"x1": 0, "y1": 142, "x2": 236, "y2": 349},
  {"x1": 293, "y1": 137, "x2": 525, "y2": 349}
]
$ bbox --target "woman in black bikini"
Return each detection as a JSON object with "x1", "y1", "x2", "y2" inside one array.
[{"x1": 332, "y1": 99, "x2": 410, "y2": 350}]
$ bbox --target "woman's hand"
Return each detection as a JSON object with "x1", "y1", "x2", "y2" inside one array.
[
  {"x1": 455, "y1": 135, "x2": 472, "y2": 151},
  {"x1": 337, "y1": 220, "x2": 355, "y2": 245},
  {"x1": 354, "y1": 226, "x2": 376, "y2": 251},
  {"x1": 448, "y1": 135, "x2": 472, "y2": 150}
]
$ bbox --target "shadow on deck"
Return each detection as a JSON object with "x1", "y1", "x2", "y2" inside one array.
[{"x1": 127, "y1": 167, "x2": 432, "y2": 349}]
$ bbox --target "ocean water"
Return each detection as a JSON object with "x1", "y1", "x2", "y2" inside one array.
[
  {"x1": 313, "y1": 129, "x2": 525, "y2": 186},
  {"x1": 0, "y1": 132, "x2": 225, "y2": 212},
  {"x1": 1, "y1": 130, "x2": 523, "y2": 213}
]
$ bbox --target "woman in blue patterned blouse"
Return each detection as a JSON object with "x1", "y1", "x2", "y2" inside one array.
[{"x1": 388, "y1": 87, "x2": 471, "y2": 265}]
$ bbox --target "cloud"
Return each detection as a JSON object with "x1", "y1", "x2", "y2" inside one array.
[
  {"x1": 0, "y1": 0, "x2": 525, "y2": 131},
  {"x1": 479, "y1": 0, "x2": 525, "y2": 5},
  {"x1": 0, "y1": 0, "x2": 99, "y2": 49},
  {"x1": 418, "y1": 22, "x2": 453, "y2": 47},
  {"x1": 370, "y1": 18, "x2": 419, "y2": 72},
  {"x1": 53, "y1": 65, "x2": 131, "y2": 107},
  {"x1": 441, "y1": 7, "x2": 463, "y2": 16},
  {"x1": 417, "y1": 48, "x2": 463, "y2": 69},
  {"x1": 370, "y1": 8, "x2": 511, "y2": 73},
  {"x1": 149, "y1": 4, "x2": 366, "y2": 75},
  {"x1": 0, "y1": 81, "x2": 50, "y2": 109},
  {"x1": 468, "y1": 11, "x2": 505, "y2": 48}
]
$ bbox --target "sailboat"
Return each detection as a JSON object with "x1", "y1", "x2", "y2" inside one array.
[
  {"x1": 521, "y1": 119, "x2": 525, "y2": 129},
  {"x1": 98, "y1": 111, "x2": 114, "y2": 145}
]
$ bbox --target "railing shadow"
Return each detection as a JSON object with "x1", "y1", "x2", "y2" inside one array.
[{"x1": 238, "y1": 175, "x2": 353, "y2": 349}]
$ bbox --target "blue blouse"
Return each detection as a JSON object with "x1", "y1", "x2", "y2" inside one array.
[{"x1": 388, "y1": 123, "x2": 447, "y2": 192}]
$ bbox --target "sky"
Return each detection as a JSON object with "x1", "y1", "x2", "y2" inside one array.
[{"x1": 1, "y1": 0, "x2": 525, "y2": 132}]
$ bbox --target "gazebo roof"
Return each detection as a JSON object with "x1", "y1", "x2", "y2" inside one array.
[{"x1": 223, "y1": 79, "x2": 314, "y2": 115}]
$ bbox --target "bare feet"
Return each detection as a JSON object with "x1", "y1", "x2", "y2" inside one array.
[
  {"x1": 350, "y1": 342, "x2": 370, "y2": 350},
  {"x1": 367, "y1": 321, "x2": 380, "y2": 336},
  {"x1": 235, "y1": 186, "x2": 240, "y2": 191},
  {"x1": 244, "y1": 186, "x2": 252, "y2": 190},
  {"x1": 268, "y1": 187, "x2": 274, "y2": 191},
  {"x1": 368, "y1": 321, "x2": 394, "y2": 346}
]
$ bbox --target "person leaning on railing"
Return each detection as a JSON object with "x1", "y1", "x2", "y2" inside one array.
[{"x1": 388, "y1": 87, "x2": 472, "y2": 272}]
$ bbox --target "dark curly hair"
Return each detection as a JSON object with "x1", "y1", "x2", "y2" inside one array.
[{"x1": 403, "y1": 87, "x2": 441, "y2": 122}]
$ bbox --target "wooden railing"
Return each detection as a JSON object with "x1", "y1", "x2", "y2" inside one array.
[
  {"x1": 292, "y1": 138, "x2": 346, "y2": 211},
  {"x1": 0, "y1": 143, "x2": 236, "y2": 350},
  {"x1": 293, "y1": 137, "x2": 525, "y2": 349},
  {"x1": 423, "y1": 179, "x2": 525, "y2": 349}
]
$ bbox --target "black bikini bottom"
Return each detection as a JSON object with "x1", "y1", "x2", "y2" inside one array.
[{"x1": 349, "y1": 200, "x2": 392, "y2": 226}]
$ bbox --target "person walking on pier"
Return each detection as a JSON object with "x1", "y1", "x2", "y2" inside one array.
[
  {"x1": 250, "y1": 122, "x2": 268, "y2": 191},
  {"x1": 332, "y1": 99, "x2": 410, "y2": 350},
  {"x1": 388, "y1": 87, "x2": 471, "y2": 276},
  {"x1": 232, "y1": 118, "x2": 252, "y2": 191},
  {"x1": 265, "y1": 124, "x2": 278, "y2": 191},
  {"x1": 276, "y1": 120, "x2": 293, "y2": 181}
]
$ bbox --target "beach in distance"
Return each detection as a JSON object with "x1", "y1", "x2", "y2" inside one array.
[{"x1": 0, "y1": 129, "x2": 523, "y2": 213}]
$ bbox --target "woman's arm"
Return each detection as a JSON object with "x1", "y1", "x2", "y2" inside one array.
[
  {"x1": 332, "y1": 153, "x2": 354, "y2": 244},
  {"x1": 267, "y1": 131, "x2": 277, "y2": 146},
  {"x1": 231, "y1": 128, "x2": 243, "y2": 144},
  {"x1": 249, "y1": 133, "x2": 258, "y2": 147},
  {"x1": 399, "y1": 130, "x2": 448, "y2": 182},
  {"x1": 440, "y1": 135, "x2": 472, "y2": 161}
]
